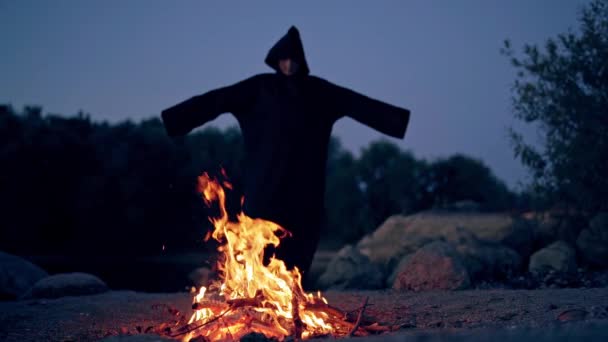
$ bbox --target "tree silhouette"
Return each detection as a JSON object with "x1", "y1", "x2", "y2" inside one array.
[
  {"x1": 0, "y1": 104, "x2": 516, "y2": 257},
  {"x1": 502, "y1": 0, "x2": 608, "y2": 213}
]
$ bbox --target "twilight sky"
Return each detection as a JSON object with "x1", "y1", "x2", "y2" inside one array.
[{"x1": 0, "y1": 0, "x2": 590, "y2": 189}]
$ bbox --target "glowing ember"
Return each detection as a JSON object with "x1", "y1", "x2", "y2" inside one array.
[{"x1": 182, "y1": 172, "x2": 338, "y2": 341}]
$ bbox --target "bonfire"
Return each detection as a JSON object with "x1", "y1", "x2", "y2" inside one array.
[{"x1": 157, "y1": 172, "x2": 392, "y2": 341}]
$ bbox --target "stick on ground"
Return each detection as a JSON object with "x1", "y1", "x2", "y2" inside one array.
[{"x1": 348, "y1": 296, "x2": 369, "y2": 337}]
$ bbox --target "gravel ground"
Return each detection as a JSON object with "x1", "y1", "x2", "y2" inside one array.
[{"x1": 1, "y1": 288, "x2": 607, "y2": 341}]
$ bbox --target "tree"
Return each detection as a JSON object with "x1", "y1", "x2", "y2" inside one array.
[
  {"x1": 0, "y1": 104, "x2": 517, "y2": 255},
  {"x1": 502, "y1": 0, "x2": 608, "y2": 213},
  {"x1": 324, "y1": 137, "x2": 372, "y2": 244},
  {"x1": 357, "y1": 140, "x2": 426, "y2": 227},
  {"x1": 425, "y1": 155, "x2": 514, "y2": 211}
]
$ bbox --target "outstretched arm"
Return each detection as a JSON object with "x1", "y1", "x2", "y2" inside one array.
[
  {"x1": 324, "y1": 80, "x2": 411, "y2": 139},
  {"x1": 161, "y1": 75, "x2": 258, "y2": 137}
]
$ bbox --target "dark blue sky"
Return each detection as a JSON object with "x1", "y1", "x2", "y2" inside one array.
[{"x1": 0, "y1": 0, "x2": 589, "y2": 189}]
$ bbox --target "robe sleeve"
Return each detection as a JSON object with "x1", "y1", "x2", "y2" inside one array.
[
  {"x1": 161, "y1": 75, "x2": 258, "y2": 137},
  {"x1": 324, "y1": 80, "x2": 411, "y2": 139}
]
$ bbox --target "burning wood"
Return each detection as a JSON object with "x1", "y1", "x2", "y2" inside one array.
[{"x1": 154, "y1": 173, "x2": 387, "y2": 341}]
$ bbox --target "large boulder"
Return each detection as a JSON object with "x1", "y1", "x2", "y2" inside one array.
[
  {"x1": 529, "y1": 240, "x2": 577, "y2": 275},
  {"x1": 0, "y1": 251, "x2": 48, "y2": 300},
  {"x1": 316, "y1": 245, "x2": 384, "y2": 290},
  {"x1": 391, "y1": 241, "x2": 470, "y2": 291},
  {"x1": 528, "y1": 211, "x2": 586, "y2": 248},
  {"x1": 386, "y1": 254, "x2": 412, "y2": 287},
  {"x1": 577, "y1": 212, "x2": 608, "y2": 267},
  {"x1": 357, "y1": 215, "x2": 430, "y2": 270},
  {"x1": 21, "y1": 272, "x2": 109, "y2": 299},
  {"x1": 451, "y1": 229, "x2": 522, "y2": 282},
  {"x1": 358, "y1": 212, "x2": 532, "y2": 271},
  {"x1": 386, "y1": 229, "x2": 521, "y2": 287},
  {"x1": 307, "y1": 250, "x2": 335, "y2": 289}
]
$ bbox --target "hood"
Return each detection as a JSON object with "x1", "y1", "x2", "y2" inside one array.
[{"x1": 265, "y1": 26, "x2": 310, "y2": 76}]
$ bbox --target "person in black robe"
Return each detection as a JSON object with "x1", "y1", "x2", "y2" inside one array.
[{"x1": 161, "y1": 26, "x2": 411, "y2": 277}]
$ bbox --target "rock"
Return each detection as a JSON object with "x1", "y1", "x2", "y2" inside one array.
[
  {"x1": 21, "y1": 272, "x2": 109, "y2": 299},
  {"x1": 529, "y1": 241, "x2": 577, "y2": 275},
  {"x1": 356, "y1": 215, "x2": 429, "y2": 270},
  {"x1": 556, "y1": 308, "x2": 588, "y2": 322},
  {"x1": 358, "y1": 212, "x2": 533, "y2": 271},
  {"x1": 577, "y1": 212, "x2": 608, "y2": 267},
  {"x1": 536, "y1": 269, "x2": 583, "y2": 289},
  {"x1": 316, "y1": 245, "x2": 384, "y2": 290},
  {"x1": 453, "y1": 232, "x2": 522, "y2": 282},
  {"x1": 387, "y1": 254, "x2": 412, "y2": 287},
  {"x1": 529, "y1": 211, "x2": 586, "y2": 248},
  {"x1": 374, "y1": 223, "x2": 522, "y2": 286},
  {"x1": 392, "y1": 241, "x2": 471, "y2": 291},
  {"x1": 0, "y1": 251, "x2": 48, "y2": 300},
  {"x1": 306, "y1": 250, "x2": 335, "y2": 289}
]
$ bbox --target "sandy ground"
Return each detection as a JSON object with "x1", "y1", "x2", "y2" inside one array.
[{"x1": 1, "y1": 288, "x2": 608, "y2": 341}]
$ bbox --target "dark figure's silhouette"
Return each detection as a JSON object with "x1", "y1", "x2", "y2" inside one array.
[{"x1": 161, "y1": 26, "x2": 410, "y2": 276}]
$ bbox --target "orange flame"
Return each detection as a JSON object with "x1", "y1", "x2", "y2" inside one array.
[{"x1": 185, "y1": 172, "x2": 334, "y2": 341}]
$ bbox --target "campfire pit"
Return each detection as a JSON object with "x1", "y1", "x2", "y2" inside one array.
[{"x1": 152, "y1": 172, "x2": 392, "y2": 341}]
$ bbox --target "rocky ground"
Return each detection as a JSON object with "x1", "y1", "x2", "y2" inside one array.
[
  {"x1": 313, "y1": 211, "x2": 608, "y2": 292},
  {"x1": 2, "y1": 210, "x2": 608, "y2": 341},
  {"x1": 1, "y1": 288, "x2": 608, "y2": 341}
]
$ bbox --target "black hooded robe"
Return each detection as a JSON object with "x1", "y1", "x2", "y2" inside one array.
[{"x1": 161, "y1": 26, "x2": 410, "y2": 276}]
